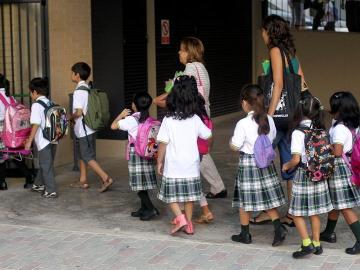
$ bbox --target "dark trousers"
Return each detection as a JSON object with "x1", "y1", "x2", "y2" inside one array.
[
  {"x1": 346, "y1": 1, "x2": 360, "y2": 32},
  {"x1": 311, "y1": 1, "x2": 325, "y2": 30},
  {"x1": 35, "y1": 144, "x2": 57, "y2": 193}
]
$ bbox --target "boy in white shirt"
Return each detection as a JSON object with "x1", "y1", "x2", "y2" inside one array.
[
  {"x1": 25, "y1": 78, "x2": 57, "y2": 198},
  {"x1": 69, "y1": 62, "x2": 113, "y2": 192}
]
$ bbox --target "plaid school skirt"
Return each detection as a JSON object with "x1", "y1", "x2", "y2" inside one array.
[
  {"x1": 289, "y1": 167, "x2": 333, "y2": 217},
  {"x1": 128, "y1": 147, "x2": 157, "y2": 191},
  {"x1": 232, "y1": 153, "x2": 286, "y2": 212},
  {"x1": 158, "y1": 176, "x2": 202, "y2": 203},
  {"x1": 328, "y1": 157, "x2": 360, "y2": 210}
]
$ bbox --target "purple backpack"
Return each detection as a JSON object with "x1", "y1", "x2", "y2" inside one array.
[
  {"x1": 343, "y1": 129, "x2": 360, "y2": 187},
  {"x1": 254, "y1": 134, "x2": 276, "y2": 169}
]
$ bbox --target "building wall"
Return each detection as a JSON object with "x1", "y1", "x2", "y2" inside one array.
[
  {"x1": 48, "y1": 0, "x2": 126, "y2": 166},
  {"x1": 252, "y1": 0, "x2": 360, "y2": 107}
]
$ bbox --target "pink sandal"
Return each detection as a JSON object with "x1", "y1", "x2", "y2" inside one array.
[
  {"x1": 170, "y1": 214, "x2": 187, "y2": 235},
  {"x1": 183, "y1": 220, "x2": 194, "y2": 235}
]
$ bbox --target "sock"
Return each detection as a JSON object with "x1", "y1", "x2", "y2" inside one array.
[
  {"x1": 241, "y1": 224, "x2": 250, "y2": 235},
  {"x1": 312, "y1": 240, "x2": 321, "y2": 247},
  {"x1": 137, "y1": 191, "x2": 146, "y2": 210},
  {"x1": 138, "y1": 191, "x2": 154, "y2": 210},
  {"x1": 323, "y1": 219, "x2": 338, "y2": 235},
  {"x1": 302, "y1": 238, "x2": 312, "y2": 247},
  {"x1": 349, "y1": 221, "x2": 360, "y2": 242},
  {"x1": 272, "y1": 219, "x2": 282, "y2": 231}
]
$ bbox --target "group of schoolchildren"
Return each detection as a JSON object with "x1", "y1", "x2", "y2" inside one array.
[{"x1": 1, "y1": 61, "x2": 360, "y2": 260}]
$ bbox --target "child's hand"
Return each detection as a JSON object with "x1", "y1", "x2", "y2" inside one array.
[
  {"x1": 282, "y1": 162, "x2": 291, "y2": 173},
  {"x1": 24, "y1": 139, "x2": 32, "y2": 151},
  {"x1": 157, "y1": 161, "x2": 164, "y2": 176},
  {"x1": 120, "y1": 109, "x2": 131, "y2": 119}
]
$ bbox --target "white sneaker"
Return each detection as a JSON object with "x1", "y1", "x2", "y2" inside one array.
[{"x1": 31, "y1": 184, "x2": 45, "y2": 193}]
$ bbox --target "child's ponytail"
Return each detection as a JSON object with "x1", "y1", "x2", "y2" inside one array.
[
  {"x1": 241, "y1": 84, "x2": 270, "y2": 135},
  {"x1": 133, "y1": 92, "x2": 153, "y2": 123}
]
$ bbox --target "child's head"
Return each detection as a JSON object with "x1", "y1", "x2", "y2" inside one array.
[
  {"x1": 29, "y1": 77, "x2": 49, "y2": 100},
  {"x1": 0, "y1": 73, "x2": 10, "y2": 96},
  {"x1": 71, "y1": 62, "x2": 91, "y2": 82},
  {"x1": 240, "y1": 84, "x2": 270, "y2": 135},
  {"x1": 132, "y1": 91, "x2": 152, "y2": 123},
  {"x1": 292, "y1": 94, "x2": 325, "y2": 130},
  {"x1": 330, "y1": 91, "x2": 360, "y2": 129},
  {"x1": 178, "y1": 37, "x2": 204, "y2": 65},
  {"x1": 261, "y1": 15, "x2": 296, "y2": 56},
  {"x1": 166, "y1": 75, "x2": 198, "y2": 120}
]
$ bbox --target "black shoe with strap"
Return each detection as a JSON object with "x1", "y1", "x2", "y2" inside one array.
[
  {"x1": 131, "y1": 208, "x2": 145, "y2": 217},
  {"x1": 345, "y1": 241, "x2": 360, "y2": 255},
  {"x1": 231, "y1": 232, "x2": 252, "y2": 244},
  {"x1": 140, "y1": 208, "x2": 159, "y2": 221},
  {"x1": 206, "y1": 189, "x2": 227, "y2": 199},
  {"x1": 272, "y1": 224, "x2": 287, "y2": 247},
  {"x1": 320, "y1": 231, "x2": 337, "y2": 243},
  {"x1": 292, "y1": 244, "x2": 315, "y2": 259}
]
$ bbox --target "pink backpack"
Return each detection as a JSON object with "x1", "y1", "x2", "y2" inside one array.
[
  {"x1": 128, "y1": 116, "x2": 160, "y2": 160},
  {"x1": 343, "y1": 129, "x2": 360, "y2": 187},
  {"x1": 0, "y1": 95, "x2": 31, "y2": 149}
]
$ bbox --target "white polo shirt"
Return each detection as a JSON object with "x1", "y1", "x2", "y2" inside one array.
[
  {"x1": 157, "y1": 115, "x2": 212, "y2": 178},
  {"x1": 329, "y1": 120, "x2": 359, "y2": 154},
  {"x1": 231, "y1": 111, "x2": 277, "y2": 154},
  {"x1": 117, "y1": 112, "x2": 140, "y2": 140},
  {"x1": 73, "y1": 81, "x2": 95, "y2": 138},
  {"x1": 30, "y1": 96, "x2": 51, "y2": 151},
  {"x1": 290, "y1": 120, "x2": 312, "y2": 163}
]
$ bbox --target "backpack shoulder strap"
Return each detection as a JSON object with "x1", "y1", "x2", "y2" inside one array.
[
  {"x1": 36, "y1": 99, "x2": 49, "y2": 109},
  {"x1": 76, "y1": 85, "x2": 90, "y2": 92},
  {"x1": 0, "y1": 94, "x2": 10, "y2": 107},
  {"x1": 194, "y1": 64, "x2": 203, "y2": 87}
]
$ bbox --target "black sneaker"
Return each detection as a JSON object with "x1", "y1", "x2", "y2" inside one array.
[
  {"x1": 292, "y1": 244, "x2": 315, "y2": 259},
  {"x1": 206, "y1": 189, "x2": 227, "y2": 199},
  {"x1": 231, "y1": 233, "x2": 252, "y2": 244},
  {"x1": 345, "y1": 241, "x2": 360, "y2": 255},
  {"x1": 0, "y1": 181, "x2": 8, "y2": 190},
  {"x1": 272, "y1": 225, "x2": 288, "y2": 247},
  {"x1": 42, "y1": 191, "x2": 58, "y2": 198},
  {"x1": 313, "y1": 245, "x2": 323, "y2": 255},
  {"x1": 320, "y1": 231, "x2": 337, "y2": 243},
  {"x1": 140, "y1": 208, "x2": 159, "y2": 221},
  {"x1": 131, "y1": 208, "x2": 145, "y2": 217},
  {"x1": 31, "y1": 184, "x2": 45, "y2": 193}
]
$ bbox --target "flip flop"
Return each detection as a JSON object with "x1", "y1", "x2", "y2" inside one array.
[
  {"x1": 70, "y1": 181, "x2": 90, "y2": 189},
  {"x1": 195, "y1": 213, "x2": 214, "y2": 224},
  {"x1": 98, "y1": 177, "x2": 113, "y2": 193},
  {"x1": 250, "y1": 211, "x2": 272, "y2": 225},
  {"x1": 281, "y1": 214, "x2": 296, "y2": 227}
]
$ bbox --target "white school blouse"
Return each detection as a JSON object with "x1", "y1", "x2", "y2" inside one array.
[
  {"x1": 329, "y1": 120, "x2": 359, "y2": 154},
  {"x1": 157, "y1": 115, "x2": 212, "y2": 178},
  {"x1": 231, "y1": 111, "x2": 277, "y2": 154},
  {"x1": 290, "y1": 120, "x2": 312, "y2": 163},
  {"x1": 73, "y1": 81, "x2": 95, "y2": 138},
  {"x1": 117, "y1": 112, "x2": 140, "y2": 140}
]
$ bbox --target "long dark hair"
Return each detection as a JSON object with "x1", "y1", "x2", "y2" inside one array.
[
  {"x1": 291, "y1": 94, "x2": 325, "y2": 131},
  {"x1": 133, "y1": 92, "x2": 152, "y2": 123},
  {"x1": 262, "y1": 15, "x2": 296, "y2": 57},
  {"x1": 166, "y1": 75, "x2": 198, "y2": 120},
  {"x1": 330, "y1": 91, "x2": 360, "y2": 129},
  {"x1": 0, "y1": 74, "x2": 10, "y2": 97},
  {"x1": 241, "y1": 84, "x2": 270, "y2": 135},
  {"x1": 195, "y1": 94, "x2": 208, "y2": 121}
]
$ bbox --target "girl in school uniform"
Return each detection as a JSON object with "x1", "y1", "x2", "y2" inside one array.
[
  {"x1": 111, "y1": 92, "x2": 158, "y2": 221},
  {"x1": 283, "y1": 95, "x2": 333, "y2": 259},
  {"x1": 320, "y1": 92, "x2": 360, "y2": 255},
  {"x1": 230, "y1": 84, "x2": 287, "y2": 246},
  {"x1": 157, "y1": 75, "x2": 212, "y2": 235}
]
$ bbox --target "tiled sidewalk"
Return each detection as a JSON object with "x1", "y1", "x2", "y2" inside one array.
[{"x1": 0, "y1": 224, "x2": 360, "y2": 270}]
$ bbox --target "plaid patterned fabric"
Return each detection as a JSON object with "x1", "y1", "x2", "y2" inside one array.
[
  {"x1": 128, "y1": 147, "x2": 157, "y2": 191},
  {"x1": 157, "y1": 176, "x2": 202, "y2": 203},
  {"x1": 289, "y1": 167, "x2": 333, "y2": 217},
  {"x1": 232, "y1": 153, "x2": 286, "y2": 211},
  {"x1": 328, "y1": 157, "x2": 360, "y2": 210}
]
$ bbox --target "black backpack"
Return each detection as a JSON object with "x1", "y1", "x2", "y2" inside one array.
[{"x1": 258, "y1": 48, "x2": 301, "y2": 130}]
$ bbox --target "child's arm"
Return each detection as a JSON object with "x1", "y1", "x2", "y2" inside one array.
[
  {"x1": 157, "y1": 142, "x2": 166, "y2": 175},
  {"x1": 332, "y1": 144, "x2": 343, "y2": 158},
  {"x1": 229, "y1": 141, "x2": 240, "y2": 152},
  {"x1": 153, "y1": 93, "x2": 168, "y2": 108},
  {"x1": 25, "y1": 125, "x2": 39, "y2": 150},
  {"x1": 282, "y1": 154, "x2": 301, "y2": 172},
  {"x1": 110, "y1": 109, "x2": 132, "y2": 130}
]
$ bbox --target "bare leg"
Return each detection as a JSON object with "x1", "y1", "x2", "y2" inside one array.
[
  {"x1": 267, "y1": 208, "x2": 280, "y2": 221},
  {"x1": 310, "y1": 215, "x2": 321, "y2": 242},
  {"x1": 169, "y1": 203, "x2": 182, "y2": 217},
  {"x1": 184, "y1": 202, "x2": 194, "y2": 222},
  {"x1": 293, "y1": 216, "x2": 310, "y2": 240},
  {"x1": 240, "y1": 208, "x2": 251, "y2": 225},
  {"x1": 342, "y1": 208, "x2": 359, "y2": 225},
  {"x1": 328, "y1": 210, "x2": 340, "y2": 221},
  {"x1": 88, "y1": 160, "x2": 109, "y2": 183},
  {"x1": 79, "y1": 160, "x2": 88, "y2": 183}
]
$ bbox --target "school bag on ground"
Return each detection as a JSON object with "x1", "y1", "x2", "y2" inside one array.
[
  {"x1": 77, "y1": 85, "x2": 110, "y2": 131},
  {"x1": 133, "y1": 116, "x2": 161, "y2": 159},
  {"x1": 0, "y1": 95, "x2": 31, "y2": 149},
  {"x1": 342, "y1": 129, "x2": 360, "y2": 187},
  {"x1": 298, "y1": 126, "x2": 335, "y2": 182},
  {"x1": 254, "y1": 134, "x2": 276, "y2": 169},
  {"x1": 36, "y1": 100, "x2": 68, "y2": 143}
]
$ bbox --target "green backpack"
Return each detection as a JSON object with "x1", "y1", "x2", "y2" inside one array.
[{"x1": 77, "y1": 85, "x2": 110, "y2": 131}]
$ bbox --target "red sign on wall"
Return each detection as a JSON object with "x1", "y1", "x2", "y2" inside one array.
[{"x1": 161, "y1": 20, "x2": 170, "y2": 45}]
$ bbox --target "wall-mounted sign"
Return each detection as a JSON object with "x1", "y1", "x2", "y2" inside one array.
[{"x1": 161, "y1": 19, "x2": 170, "y2": 45}]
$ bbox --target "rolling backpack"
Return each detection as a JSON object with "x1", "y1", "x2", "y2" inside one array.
[
  {"x1": 131, "y1": 116, "x2": 160, "y2": 160},
  {"x1": 77, "y1": 85, "x2": 110, "y2": 131},
  {"x1": 0, "y1": 95, "x2": 31, "y2": 149},
  {"x1": 342, "y1": 129, "x2": 360, "y2": 187},
  {"x1": 36, "y1": 100, "x2": 68, "y2": 143},
  {"x1": 254, "y1": 134, "x2": 276, "y2": 169},
  {"x1": 298, "y1": 126, "x2": 335, "y2": 182}
]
